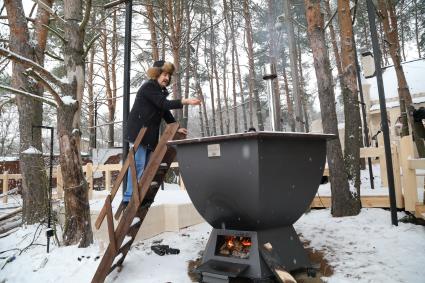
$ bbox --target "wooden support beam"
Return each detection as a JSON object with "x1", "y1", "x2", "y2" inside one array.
[
  {"x1": 2, "y1": 171, "x2": 8, "y2": 204},
  {"x1": 105, "y1": 195, "x2": 117, "y2": 255},
  {"x1": 95, "y1": 128, "x2": 147, "y2": 230},
  {"x1": 260, "y1": 243, "x2": 296, "y2": 283}
]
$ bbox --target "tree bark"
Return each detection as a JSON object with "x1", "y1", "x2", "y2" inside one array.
[
  {"x1": 167, "y1": 0, "x2": 184, "y2": 123},
  {"x1": 413, "y1": 0, "x2": 421, "y2": 58},
  {"x1": 5, "y1": 0, "x2": 49, "y2": 224},
  {"x1": 338, "y1": 0, "x2": 362, "y2": 197},
  {"x1": 283, "y1": 0, "x2": 304, "y2": 132},
  {"x1": 243, "y1": 0, "x2": 264, "y2": 130},
  {"x1": 227, "y1": 0, "x2": 238, "y2": 133},
  {"x1": 61, "y1": 0, "x2": 93, "y2": 247},
  {"x1": 267, "y1": 0, "x2": 281, "y2": 131},
  {"x1": 230, "y1": 0, "x2": 247, "y2": 131},
  {"x1": 101, "y1": 14, "x2": 115, "y2": 148},
  {"x1": 147, "y1": 0, "x2": 159, "y2": 61},
  {"x1": 305, "y1": 0, "x2": 361, "y2": 216}
]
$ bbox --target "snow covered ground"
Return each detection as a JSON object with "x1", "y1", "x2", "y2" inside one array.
[
  {"x1": 1, "y1": 208, "x2": 424, "y2": 283},
  {"x1": 1, "y1": 168, "x2": 425, "y2": 282}
]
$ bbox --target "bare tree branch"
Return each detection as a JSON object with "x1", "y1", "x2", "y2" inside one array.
[
  {"x1": 80, "y1": 0, "x2": 92, "y2": 31},
  {"x1": 45, "y1": 50, "x2": 64, "y2": 61},
  {"x1": 0, "y1": 97, "x2": 15, "y2": 112},
  {"x1": 0, "y1": 84, "x2": 57, "y2": 107},
  {"x1": 32, "y1": 0, "x2": 66, "y2": 25},
  {"x1": 325, "y1": 8, "x2": 338, "y2": 30},
  {"x1": 0, "y1": 47, "x2": 66, "y2": 91},
  {"x1": 83, "y1": 33, "x2": 101, "y2": 58},
  {"x1": 42, "y1": 24, "x2": 67, "y2": 43},
  {"x1": 23, "y1": 68, "x2": 62, "y2": 106},
  {"x1": 187, "y1": 18, "x2": 225, "y2": 45}
]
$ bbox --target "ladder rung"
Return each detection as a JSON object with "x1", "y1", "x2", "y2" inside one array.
[{"x1": 118, "y1": 239, "x2": 133, "y2": 255}]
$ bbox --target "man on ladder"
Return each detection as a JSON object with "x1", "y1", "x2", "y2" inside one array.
[{"x1": 122, "y1": 60, "x2": 201, "y2": 205}]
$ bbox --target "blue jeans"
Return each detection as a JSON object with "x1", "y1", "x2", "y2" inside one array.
[{"x1": 123, "y1": 145, "x2": 151, "y2": 203}]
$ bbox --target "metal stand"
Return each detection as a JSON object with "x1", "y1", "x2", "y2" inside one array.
[{"x1": 32, "y1": 125, "x2": 54, "y2": 253}]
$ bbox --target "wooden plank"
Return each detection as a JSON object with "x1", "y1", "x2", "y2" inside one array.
[
  {"x1": 86, "y1": 163, "x2": 93, "y2": 199},
  {"x1": 128, "y1": 148, "x2": 140, "y2": 206},
  {"x1": 94, "y1": 128, "x2": 147, "y2": 230},
  {"x1": 415, "y1": 203, "x2": 425, "y2": 220},
  {"x1": 311, "y1": 195, "x2": 392, "y2": 208},
  {"x1": 105, "y1": 195, "x2": 117, "y2": 255},
  {"x1": 105, "y1": 170, "x2": 111, "y2": 192},
  {"x1": 400, "y1": 135, "x2": 418, "y2": 212},
  {"x1": 360, "y1": 147, "x2": 384, "y2": 158},
  {"x1": 3, "y1": 171, "x2": 8, "y2": 204},
  {"x1": 407, "y1": 158, "x2": 425, "y2": 169},
  {"x1": 56, "y1": 165, "x2": 63, "y2": 199},
  {"x1": 137, "y1": 123, "x2": 180, "y2": 202},
  {"x1": 260, "y1": 243, "x2": 296, "y2": 283},
  {"x1": 391, "y1": 145, "x2": 404, "y2": 208}
]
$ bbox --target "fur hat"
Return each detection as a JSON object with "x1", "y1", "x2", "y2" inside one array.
[{"x1": 147, "y1": 60, "x2": 175, "y2": 80}]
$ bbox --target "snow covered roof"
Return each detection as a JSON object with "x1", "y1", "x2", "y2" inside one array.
[
  {"x1": 365, "y1": 59, "x2": 425, "y2": 102},
  {"x1": 0, "y1": 156, "x2": 19, "y2": 162}
]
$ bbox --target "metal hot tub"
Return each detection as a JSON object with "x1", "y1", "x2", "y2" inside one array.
[{"x1": 169, "y1": 131, "x2": 334, "y2": 281}]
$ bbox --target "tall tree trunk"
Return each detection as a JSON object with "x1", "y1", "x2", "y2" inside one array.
[
  {"x1": 181, "y1": 0, "x2": 192, "y2": 129},
  {"x1": 5, "y1": 0, "x2": 49, "y2": 224},
  {"x1": 281, "y1": 56, "x2": 295, "y2": 131},
  {"x1": 297, "y1": 37, "x2": 309, "y2": 132},
  {"x1": 167, "y1": 0, "x2": 183, "y2": 122},
  {"x1": 207, "y1": 0, "x2": 224, "y2": 135},
  {"x1": 305, "y1": 0, "x2": 361, "y2": 216},
  {"x1": 194, "y1": 37, "x2": 210, "y2": 136},
  {"x1": 399, "y1": 0, "x2": 406, "y2": 62},
  {"x1": 267, "y1": 0, "x2": 281, "y2": 131},
  {"x1": 378, "y1": 0, "x2": 425, "y2": 157},
  {"x1": 227, "y1": 0, "x2": 239, "y2": 133},
  {"x1": 204, "y1": 27, "x2": 217, "y2": 135},
  {"x1": 147, "y1": 0, "x2": 159, "y2": 61},
  {"x1": 230, "y1": 0, "x2": 247, "y2": 131},
  {"x1": 413, "y1": 0, "x2": 421, "y2": 58},
  {"x1": 222, "y1": 0, "x2": 231, "y2": 134},
  {"x1": 243, "y1": 0, "x2": 264, "y2": 130},
  {"x1": 338, "y1": 0, "x2": 362, "y2": 197},
  {"x1": 61, "y1": 0, "x2": 93, "y2": 247},
  {"x1": 283, "y1": 0, "x2": 304, "y2": 132},
  {"x1": 101, "y1": 15, "x2": 115, "y2": 148},
  {"x1": 87, "y1": 39, "x2": 96, "y2": 149}
]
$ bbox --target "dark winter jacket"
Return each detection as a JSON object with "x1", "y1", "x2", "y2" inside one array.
[{"x1": 127, "y1": 79, "x2": 183, "y2": 149}]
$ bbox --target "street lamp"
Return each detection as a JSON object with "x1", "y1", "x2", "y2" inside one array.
[
  {"x1": 360, "y1": 51, "x2": 376, "y2": 79},
  {"x1": 365, "y1": 0, "x2": 398, "y2": 226}
]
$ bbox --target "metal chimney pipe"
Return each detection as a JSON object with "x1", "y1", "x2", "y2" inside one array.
[{"x1": 262, "y1": 63, "x2": 279, "y2": 131}]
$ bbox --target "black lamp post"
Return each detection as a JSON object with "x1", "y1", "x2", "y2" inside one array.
[
  {"x1": 365, "y1": 0, "x2": 398, "y2": 226},
  {"x1": 105, "y1": 0, "x2": 132, "y2": 195},
  {"x1": 32, "y1": 125, "x2": 55, "y2": 252}
]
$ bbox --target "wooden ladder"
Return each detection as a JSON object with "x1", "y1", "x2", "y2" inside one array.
[{"x1": 91, "y1": 122, "x2": 181, "y2": 283}]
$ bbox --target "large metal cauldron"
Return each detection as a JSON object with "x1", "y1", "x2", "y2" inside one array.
[
  {"x1": 168, "y1": 131, "x2": 335, "y2": 280},
  {"x1": 169, "y1": 132, "x2": 333, "y2": 231}
]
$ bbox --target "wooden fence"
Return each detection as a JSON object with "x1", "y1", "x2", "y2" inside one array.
[
  {"x1": 1, "y1": 137, "x2": 424, "y2": 218},
  {"x1": 0, "y1": 162, "x2": 181, "y2": 204}
]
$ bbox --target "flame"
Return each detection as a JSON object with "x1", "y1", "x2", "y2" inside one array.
[
  {"x1": 226, "y1": 236, "x2": 236, "y2": 249},
  {"x1": 241, "y1": 238, "x2": 252, "y2": 247}
]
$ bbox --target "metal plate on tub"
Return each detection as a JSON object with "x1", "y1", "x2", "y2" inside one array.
[{"x1": 208, "y1": 144, "x2": 221, "y2": 158}]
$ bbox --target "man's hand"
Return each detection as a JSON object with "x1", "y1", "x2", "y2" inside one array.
[
  {"x1": 177, "y1": 128, "x2": 188, "y2": 135},
  {"x1": 182, "y1": 98, "x2": 201, "y2": 105}
]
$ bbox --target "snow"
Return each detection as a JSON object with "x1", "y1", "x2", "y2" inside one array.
[
  {"x1": 366, "y1": 59, "x2": 425, "y2": 101},
  {"x1": 21, "y1": 146, "x2": 42, "y2": 155},
  {"x1": 0, "y1": 156, "x2": 19, "y2": 162},
  {"x1": 61, "y1": 96, "x2": 76, "y2": 105},
  {"x1": 1, "y1": 170, "x2": 425, "y2": 282},
  {"x1": 370, "y1": 96, "x2": 425, "y2": 111}
]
